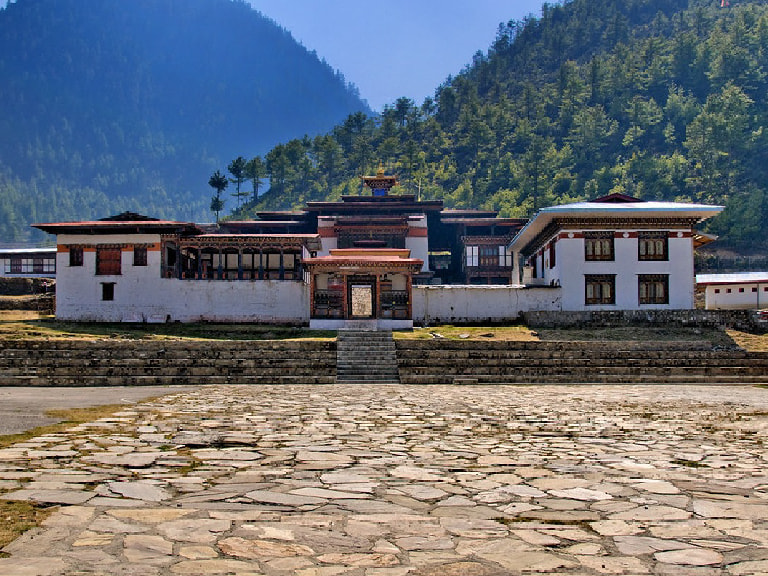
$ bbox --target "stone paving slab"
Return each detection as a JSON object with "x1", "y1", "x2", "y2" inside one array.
[{"x1": 0, "y1": 384, "x2": 767, "y2": 575}]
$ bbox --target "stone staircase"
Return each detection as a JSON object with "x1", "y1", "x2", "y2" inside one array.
[
  {"x1": 0, "y1": 340, "x2": 337, "y2": 386},
  {"x1": 336, "y1": 330, "x2": 400, "y2": 384},
  {"x1": 396, "y1": 339, "x2": 768, "y2": 384}
]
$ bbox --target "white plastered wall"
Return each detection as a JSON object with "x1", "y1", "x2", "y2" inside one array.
[
  {"x1": 413, "y1": 285, "x2": 561, "y2": 324},
  {"x1": 556, "y1": 230, "x2": 694, "y2": 311},
  {"x1": 405, "y1": 215, "x2": 429, "y2": 272},
  {"x1": 55, "y1": 233, "x2": 309, "y2": 323},
  {"x1": 316, "y1": 218, "x2": 337, "y2": 256}
]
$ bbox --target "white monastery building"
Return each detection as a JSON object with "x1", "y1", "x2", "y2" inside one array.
[
  {"x1": 0, "y1": 247, "x2": 56, "y2": 278},
  {"x1": 32, "y1": 172, "x2": 723, "y2": 327},
  {"x1": 509, "y1": 193, "x2": 723, "y2": 311}
]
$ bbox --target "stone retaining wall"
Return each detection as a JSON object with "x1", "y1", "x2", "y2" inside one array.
[
  {"x1": 522, "y1": 309, "x2": 768, "y2": 333},
  {"x1": 0, "y1": 340, "x2": 337, "y2": 386}
]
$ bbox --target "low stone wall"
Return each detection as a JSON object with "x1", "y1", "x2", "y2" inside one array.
[
  {"x1": 522, "y1": 309, "x2": 768, "y2": 333},
  {"x1": 0, "y1": 294, "x2": 55, "y2": 313}
]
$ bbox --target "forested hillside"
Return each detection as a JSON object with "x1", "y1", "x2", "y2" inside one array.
[
  {"x1": 0, "y1": 0, "x2": 368, "y2": 242},
  {"x1": 243, "y1": 0, "x2": 768, "y2": 250}
]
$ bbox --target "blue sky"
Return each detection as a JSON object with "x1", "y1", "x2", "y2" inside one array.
[{"x1": 249, "y1": 1, "x2": 544, "y2": 111}]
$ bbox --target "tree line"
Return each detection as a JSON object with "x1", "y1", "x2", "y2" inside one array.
[{"x1": 224, "y1": 0, "x2": 768, "y2": 250}]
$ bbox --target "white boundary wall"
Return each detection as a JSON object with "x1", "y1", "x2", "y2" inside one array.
[{"x1": 413, "y1": 285, "x2": 561, "y2": 324}]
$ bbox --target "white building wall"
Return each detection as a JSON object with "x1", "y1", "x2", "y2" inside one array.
[
  {"x1": 704, "y1": 284, "x2": 768, "y2": 310},
  {"x1": 413, "y1": 285, "x2": 561, "y2": 324},
  {"x1": 405, "y1": 216, "x2": 430, "y2": 272},
  {"x1": 316, "y1": 218, "x2": 337, "y2": 257},
  {"x1": 555, "y1": 230, "x2": 694, "y2": 311},
  {"x1": 54, "y1": 233, "x2": 309, "y2": 323},
  {"x1": 406, "y1": 237, "x2": 429, "y2": 272}
]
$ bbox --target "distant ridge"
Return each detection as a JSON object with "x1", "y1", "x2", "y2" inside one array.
[{"x1": 0, "y1": 0, "x2": 369, "y2": 241}]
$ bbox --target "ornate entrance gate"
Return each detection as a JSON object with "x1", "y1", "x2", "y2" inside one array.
[{"x1": 348, "y1": 276, "x2": 376, "y2": 318}]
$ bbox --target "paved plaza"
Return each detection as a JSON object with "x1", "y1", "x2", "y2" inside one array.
[{"x1": 0, "y1": 384, "x2": 767, "y2": 575}]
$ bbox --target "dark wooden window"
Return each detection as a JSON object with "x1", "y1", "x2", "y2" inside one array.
[
  {"x1": 584, "y1": 232, "x2": 614, "y2": 261},
  {"x1": 549, "y1": 241, "x2": 556, "y2": 268},
  {"x1": 639, "y1": 274, "x2": 669, "y2": 305},
  {"x1": 638, "y1": 232, "x2": 668, "y2": 261},
  {"x1": 96, "y1": 247, "x2": 121, "y2": 276},
  {"x1": 10, "y1": 257, "x2": 22, "y2": 274},
  {"x1": 479, "y1": 246, "x2": 497, "y2": 267},
  {"x1": 101, "y1": 282, "x2": 115, "y2": 301},
  {"x1": 69, "y1": 247, "x2": 83, "y2": 267},
  {"x1": 585, "y1": 274, "x2": 615, "y2": 305},
  {"x1": 133, "y1": 246, "x2": 148, "y2": 267}
]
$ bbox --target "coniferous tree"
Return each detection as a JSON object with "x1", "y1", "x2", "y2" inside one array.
[
  {"x1": 244, "y1": 156, "x2": 266, "y2": 202},
  {"x1": 208, "y1": 170, "x2": 228, "y2": 223},
  {"x1": 228, "y1": 156, "x2": 248, "y2": 208}
]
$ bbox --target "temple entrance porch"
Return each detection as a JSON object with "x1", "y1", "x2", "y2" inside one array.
[{"x1": 305, "y1": 249, "x2": 423, "y2": 330}]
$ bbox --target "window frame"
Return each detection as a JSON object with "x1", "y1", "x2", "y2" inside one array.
[
  {"x1": 465, "y1": 245, "x2": 478, "y2": 268},
  {"x1": 638, "y1": 274, "x2": 669, "y2": 305},
  {"x1": 584, "y1": 232, "x2": 615, "y2": 261},
  {"x1": 133, "y1": 245, "x2": 148, "y2": 267},
  {"x1": 96, "y1": 247, "x2": 122, "y2": 276},
  {"x1": 638, "y1": 232, "x2": 668, "y2": 261},
  {"x1": 585, "y1": 274, "x2": 616, "y2": 305},
  {"x1": 69, "y1": 246, "x2": 84, "y2": 267},
  {"x1": 101, "y1": 282, "x2": 115, "y2": 301}
]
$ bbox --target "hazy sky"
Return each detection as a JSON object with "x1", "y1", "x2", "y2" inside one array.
[
  {"x1": 0, "y1": 0, "x2": 545, "y2": 111},
  {"x1": 249, "y1": 0, "x2": 544, "y2": 111}
]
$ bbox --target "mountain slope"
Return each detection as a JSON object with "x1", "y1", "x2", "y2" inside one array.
[
  {"x1": 246, "y1": 0, "x2": 768, "y2": 249},
  {"x1": 0, "y1": 0, "x2": 368, "y2": 242}
]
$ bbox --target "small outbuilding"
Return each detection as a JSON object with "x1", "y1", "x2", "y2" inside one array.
[{"x1": 696, "y1": 272, "x2": 768, "y2": 310}]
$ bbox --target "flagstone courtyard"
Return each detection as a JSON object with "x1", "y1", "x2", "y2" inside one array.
[{"x1": 0, "y1": 384, "x2": 767, "y2": 575}]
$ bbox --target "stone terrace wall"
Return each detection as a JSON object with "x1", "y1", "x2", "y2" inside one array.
[
  {"x1": 0, "y1": 340, "x2": 337, "y2": 386},
  {"x1": 395, "y1": 339, "x2": 768, "y2": 385},
  {"x1": 522, "y1": 309, "x2": 768, "y2": 333}
]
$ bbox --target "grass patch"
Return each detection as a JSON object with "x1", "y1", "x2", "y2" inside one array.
[
  {"x1": 396, "y1": 324, "x2": 538, "y2": 341},
  {"x1": 0, "y1": 404, "x2": 125, "y2": 450},
  {"x1": 726, "y1": 330, "x2": 768, "y2": 352},
  {"x1": 0, "y1": 315, "x2": 335, "y2": 342},
  {"x1": 538, "y1": 326, "x2": 739, "y2": 348},
  {"x1": 0, "y1": 500, "x2": 54, "y2": 555},
  {"x1": 495, "y1": 516, "x2": 597, "y2": 532},
  {"x1": 672, "y1": 458, "x2": 707, "y2": 468}
]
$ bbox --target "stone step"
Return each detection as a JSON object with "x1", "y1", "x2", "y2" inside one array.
[
  {"x1": 336, "y1": 330, "x2": 399, "y2": 385},
  {"x1": 2, "y1": 375, "x2": 337, "y2": 386}
]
